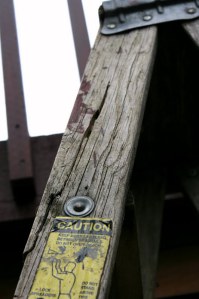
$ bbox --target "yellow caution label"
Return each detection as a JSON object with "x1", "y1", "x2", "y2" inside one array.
[{"x1": 28, "y1": 217, "x2": 112, "y2": 299}]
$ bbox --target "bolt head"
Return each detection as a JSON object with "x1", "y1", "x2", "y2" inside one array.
[
  {"x1": 107, "y1": 23, "x2": 116, "y2": 29},
  {"x1": 186, "y1": 7, "x2": 196, "y2": 14},
  {"x1": 143, "y1": 15, "x2": 152, "y2": 21}
]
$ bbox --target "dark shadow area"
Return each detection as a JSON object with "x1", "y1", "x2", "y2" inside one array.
[
  {"x1": 0, "y1": 219, "x2": 33, "y2": 298},
  {"x1": 110, "y1": 22, "x2": 199, "y2": 298}
]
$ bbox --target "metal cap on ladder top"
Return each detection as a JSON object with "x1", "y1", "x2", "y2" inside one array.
[
  {"x1": 99, "y1": 0, "x2": 199, "y2": 35},
  {"x1": 0, "y1": 0, "x2": 35, "y2": 202}
]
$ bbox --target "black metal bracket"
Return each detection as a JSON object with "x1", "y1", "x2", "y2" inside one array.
[{"x1": 99, "y1": 0, "x2": 199, "y2": 35}]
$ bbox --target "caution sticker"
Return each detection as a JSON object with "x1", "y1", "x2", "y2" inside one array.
[{"x1": 28, "y1": 217, "x2": 112, "y2": 299}]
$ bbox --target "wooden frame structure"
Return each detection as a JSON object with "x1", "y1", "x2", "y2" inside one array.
[
  {"x1": 0, "y1": 1, "x2": 199, "y2": 298},
  {"x1": 14, "y1": 14, "x2": 199, "y2": 299},
  {"x1": 0, "y1": 0, "x2": 35, "y2": 201},
  {"x1": 0, "y1": 0, "x2": 89, "y2": 218},
  {"x1": 15, "y1": 23, "x2": 157, "y2": 298}
]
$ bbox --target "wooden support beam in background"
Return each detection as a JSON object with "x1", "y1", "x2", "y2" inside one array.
[
  {"x1": 0, "y1": 0, "x2": 35, "y2": 201},
  {"x1": 133, "y1": 171, "x2": 165, "y2": 299},
  {"x1": 67, "y1": 0, "x2": 90, "y2": 79}
]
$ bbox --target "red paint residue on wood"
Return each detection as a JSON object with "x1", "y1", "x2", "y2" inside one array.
[
  {"x1": 68, "y1": 77, "x2": 94, "y2": 133},
  {"x1": 80, "y1": 76, "x2": 91, "y2": 94}
]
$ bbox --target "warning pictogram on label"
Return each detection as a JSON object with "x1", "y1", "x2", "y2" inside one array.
[{"x1": 28, "y1": 217, "x2": 112, "y2": 299}]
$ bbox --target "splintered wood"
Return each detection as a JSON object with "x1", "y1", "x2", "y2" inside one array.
[{"x1": 15, "y1": 26, "x2": 157, "y2": 299}]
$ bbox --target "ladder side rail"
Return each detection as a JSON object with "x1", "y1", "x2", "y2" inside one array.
[{"x1": 15, "y1": 26, "x2": 157, "y2": 298}]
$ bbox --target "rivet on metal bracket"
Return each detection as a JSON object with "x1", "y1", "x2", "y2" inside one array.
[
  {"x1": 143, "y1": 14, "x2": 153, "y2": 22},
  {"x1": 100, "y1": 0, "x2": 199, "y2": 35},
  {"x1": 107, "y1": 23, "x2": 117, "y2": 29},
  {"x1": 157, "y1": 5, "x2": 164, "y2": 14},
  {"x1": 186, "y1": 7, "x2": 197, "y2": 14}
]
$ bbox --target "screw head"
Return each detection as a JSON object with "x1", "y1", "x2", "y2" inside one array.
[
  {"x1": 64, "y1": 196, "x2": 94, "y2": 217},
  {"x1": 107, "y1": 23, "x2": 116, "y2": 29},
  {"x1": 186, "y1": 7, "x2": 196, "y2": 14},
  {"x1": 143, "y1": 15, "x2": 152, "y2": 21}
]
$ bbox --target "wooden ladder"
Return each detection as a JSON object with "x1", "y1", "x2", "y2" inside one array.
[{"x1": 14, "y1": 8, "x2": 199, "y2": 299}]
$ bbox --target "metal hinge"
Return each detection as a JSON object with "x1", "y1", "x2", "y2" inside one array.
[{"x1": 99, "y1": 0, "x2": 199, "y2": 35}]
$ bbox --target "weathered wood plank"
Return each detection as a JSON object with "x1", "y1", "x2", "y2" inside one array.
[
  {"x1": 14, "y1": 26, "x2": 157, "y2": 299},
  {"x1": 183, "y1": 19, "x2": 199, "y2": 47}
]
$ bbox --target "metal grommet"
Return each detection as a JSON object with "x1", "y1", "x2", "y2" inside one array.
[{"x1": 64, "y1": 196, "x2": 95, "y2": 217}]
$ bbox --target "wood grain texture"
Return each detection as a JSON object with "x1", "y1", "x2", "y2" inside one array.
[
  {"x1": 14, "y1": 26, "x2": 157, "y2": 299},
  {"x1": 183, "y1": 19, "x2": 199, "y2": 47}
]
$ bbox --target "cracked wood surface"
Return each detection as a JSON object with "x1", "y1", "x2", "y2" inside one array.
[{"x1": 14, "y1": 26, "x2": 157, "y2": 299}]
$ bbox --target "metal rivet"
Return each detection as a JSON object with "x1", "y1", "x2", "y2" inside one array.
[
  {"x1": 186, "y1": 7, "x2": 196, "y2": 14},
  {"x1": 157, "y1": 5, "x2": 164, "y2": 14},
  {"x1": 143, "y1": 15, "x2": 152, "y2": 21},
  {"x1": 107, "y1": 23, "x2": 116, "y2": 29},
  {"x1": 64, "y1": 196, "x2": 94, "y2": 217}
]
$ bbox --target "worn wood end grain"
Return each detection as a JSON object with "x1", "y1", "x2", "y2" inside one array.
[{"x1": 14, "y1": 26, "x2": 157, "y2": 299}]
